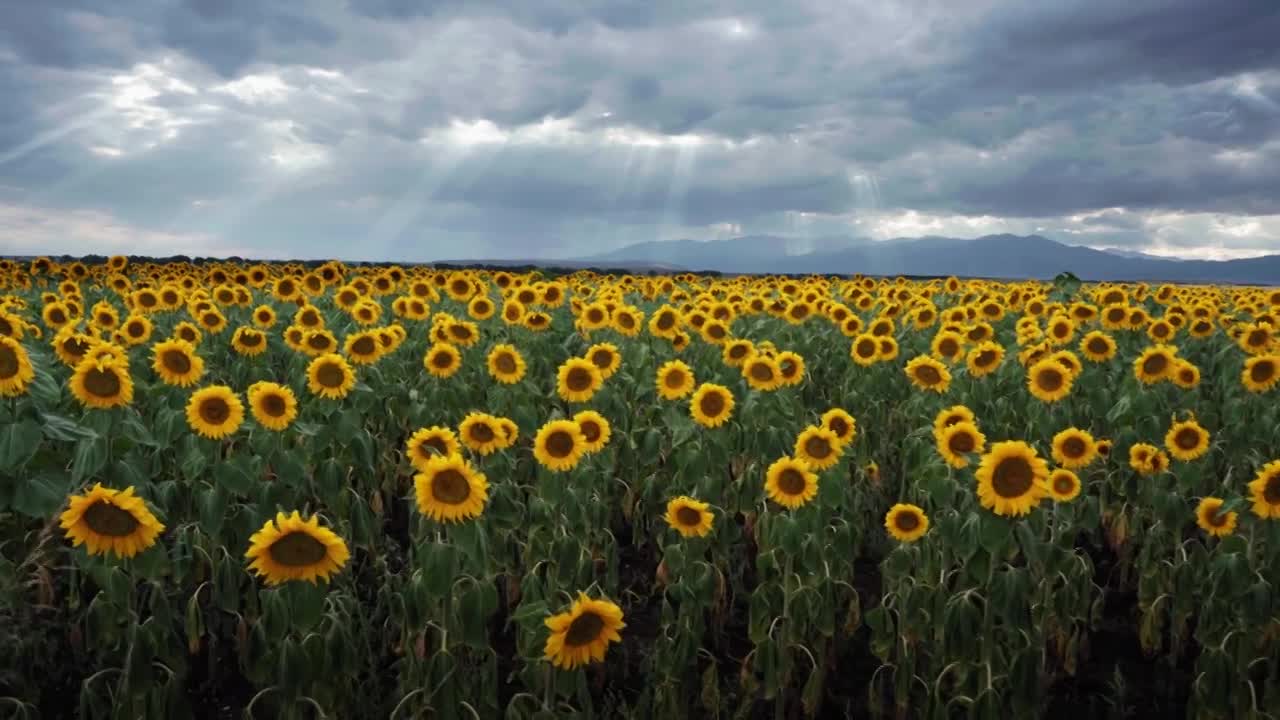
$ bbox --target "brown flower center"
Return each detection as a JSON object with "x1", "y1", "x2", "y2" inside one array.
[
  {"x1": 894, "y1": 511, "x2": 920, "y2": 532},
  {"x1": 199, "y1": 397, "x2": 231, "y2": 425},
  {"x1": 749, "y1": 361, "x2": 775, "y2": 382},
  {"x1": 1062, "y1": 436, "x2": 1086, "y2": 458},
  {"x1": 468, "y1": 422, "x2": 496, "y2": 443},
  {"x1": 565, "y1": 366, "x2": 593, "y2": 392},
  {"x1": 777, "y1": 467, "x2": 807, "y2": 495},
  {"x1": 545, "y1": 430, "x2": 575, "y2": 458},
  {"x1": 856, "y1": 339, "x2": 877, "y2": 357},
  {"x1": 260, "y1": 392, "x2": 288, "y2": 417},
  {"x1": 590, "y1": 349, "x2": 614, "y2": 369},
  {"x1": 350, "y1": 336, "x2": 376, "y2": 356},
  {"x1": 128, "y1": 321, "x2": 146, "y2": 337},
  {"x1": 1053, "y1": 474, "x2": 1076, "y2": 495},
  {"x1": 1087, "y1": 338, "x2": 1109, "y2": 354},
  {"x1": 1174, "y1": 427, "x2": 1202, "y2": 451},
  {"x1": 675, "y1": 506, "x2": 702, "y2": 527},
  {"x1": 663, "y1": 369, "x2": 686, "y2": 389},
  {"x1": 494, "y1": 352, "x2": 517, "y2": 374},
  {"x1": 698, "y1": 390, "x2": 726, "y2": 417},
  {"x1": 564, "y1": 611, "x2": 604, "y2": 647},
  {"x1": 307, "y1": 334, "x2": 331, "y2": 350},
  {"x1": 992, "y1": 456, "x2": 1034, "y2": 498},
  {"x1": 239, "y1": 331, "x2": 262, "y2": 347},
  {"x1": 430, "y1": 349, "x2": 454, "y2": 369},
  {"x1": 83, "y1": 367, "x2": 123, "y2": 398},
  {"x1": 1142, "y1": 353, "x2": 1168, "y2": 375},
  {"x1": 0, "y1": 345, "x2": 18, "y2": 379},
  {"x1": 948, "y1": 431, "x2": 975, "y2": 454},
  {"x1": 431, "y1": 468, "x2": 472, "y2": 504},
  {"x1": 83, "y1": 501, "x2": 141, "y2": 537},
  {"x1": 1263, "y1": 474, "x2": 1280, "y2": 504},
  {"x1": 268, "y1": 531, "x2": 329, "y2": 567},
  {"x1": 804, "y1": 436, "x2": 832, "y2": 460},
  {"x1": 1250, "y1": 360, "x2": 1275, "y2": 383},
  {"x1": 449, "y1": 325, "x2": 472, "y2": 341},
  {"x1": 914, "y1": 365, "x2": 942, "y2": 385},
  {"x1": 1247, "y1": 329, "x2": 1268, "y2": 347},
  {"x1": 579, "y1": 420, "x2": 601, "y2": 443},
  {"x1": 316, "y1": 362, "x2": 345, "y2": 388},
  {"x1": 656, "y1": 313, "x2": 675, "y2": 330},
  {"x1": 827, "y1": 417, "x2": 849, "y2": 438},
  {"x1": 161, "y1": 349, "x2": 192, "y2": 374},
  {"x1": 1036, "y1": 368, "x2": 1064, "y2": 392}
]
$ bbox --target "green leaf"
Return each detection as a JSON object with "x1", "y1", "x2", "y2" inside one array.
[
  {"x1": 0, "y1": 419, "x2": 42, "y2": 471},
  {"x1": 39, "y1": 412, "x2": 99, "y2": 442},
  {"x1": 216, "y1": 460, "x2": 254, "y2": 496},
  {"x1": 198, "y1": 484, "x2": 229, "y2": 536},
  {"x1": 70, "y1": 437, "x2": 109, "y2": 485},
  {"x1": 11, "y1": 470, "x2": 72, "y2": 518}
]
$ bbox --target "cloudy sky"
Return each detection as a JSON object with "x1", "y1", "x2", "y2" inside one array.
[{"x1": 1, "y1": 0, "x2": 1278, "y2": 262}]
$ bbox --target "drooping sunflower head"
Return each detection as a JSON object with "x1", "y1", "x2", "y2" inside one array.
[
  {"x1": 764, "y1": 456, "x2": 819, "y2": 509},
  {"x1": 975, "y1": 441, "x2": 1049, "y2": 517},
  {"x1": 573, "y1": 410, "x2": 612, "y2": 454},
  {"x1": 533, "y1": 419, "x2": 587, "y2": 472},
  {"x1": 690, "y1": 382, "x2": 735, "y2": 428},
  {"x1": 543, "y1": 593, "x2": 626, "y2": 670},
  {"x1": 656, "y1": 359, "x2": 695, "y2": 400},
  {"x1": 245, "y1": 511, "x2": 350, "y2": 585},
  {"x1": 1194, "y1": 497, "x2": 1237, "y2": 538},
  {"x1": 247, "y1": 381, "x2": 298, "y2": 432},
  {"x1": 52, "y1": 327, "x2": 98, "y2": 367},
  {"x1": 185, "y1": 385, "x2": 244, "y2": 439},
  {"x1": 1027, "y1": 357, "x2": 1073, "y2": 403},
  {"x1": 1048, "y1": 468, "x2": 1082, "y2": 502},
  {"x1": 59, "y1": 484, "x2": 165, "y2": 558},
  {"x1": 884, "y1": 503, "x2": 929, "y2": 542},
  {"x1": 413, "y1": 453, "x2": 490, "y2": 523},
  {"x1": 905, "y1": 355, "x2": 952, "y2": 393},
  {"x1": 486, "y1": 343, "x2": 527, "y2": 384},
  {"x1": 820, "y1": 408, "x2": 857, "y2": 446},
  {"x1": 1051, "y1": 427, "x2": 1097, "y2": 470},
  {"x1": 665, "y1": 496, "x2": 714, "y2": 538},
  {"x1": 151, "y1": 338, "x2": 204, "y2": 387},
  {"x1": 307, "y1": 353, "x2": 356, "y2": 399},
  {"x1": 424, "y1": 342, "x2": 463, "y2": 378},
  {"x1": 936, "y1": 421, "x2": 986, "y2": 469},
  {"x1": 557, "y1": 357, "x2": 603, "y2": 403},
  {"x1": 1246, "y1": 459, "x2": 1280, "y2": 519},
  {"x1": 1164, "y1": 417, "x2": 1210, "y2": 462},
  {"x1": 70, "y1": 356, "x2": 135, "y2": 410}
]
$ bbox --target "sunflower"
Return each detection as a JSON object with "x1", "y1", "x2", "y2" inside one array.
[
  {"x1": 1079, "y1": 331, "x2": 1117, "y2": 363},
  {"x1": 656, "y1": 360, "x2": 695, "y2": 400},
  {"x1": 742, "y1": 354, "x2": 783, "y2": 391},
  {"x1": 230, "y1": 327, "x2": 268, "y2": 357},
  {"x1": 0, "y1": 336, "x2": 36, "y2": 397},
  {"x1": 884, "y1": 503, "x2": 929, "y2": 542},
  {"x1": 936, "y1": 421, "x2": 986, "y2": 469},
  {"x1": 524, "y1": 311, "x2": 552, "y2": 332},
  {"x1": 344, "y1": 330, "x2": 383, "y2": 365},
  {"x1": 405, "y1": 426, "x2": 461, "y2": 471},
  {"x1": 1048, "y1": 468, "x2": 1082, "y2": 502},
  {"x1": 776, "y1": 351, "x2": 805, "y2": 386},
  {"x1": 1095, "y1": 439, "x2": 1113, "y2": 459},
  {"x1": 665, "y1": 496, "x2": 714, "y2": 538},
  {"x1": 300, "y1": 329, "x2": 338, "y2": 357},
  {"x1": 251, "y1": 305, "x2": 277, "y2": 329},
  {"x1": 585, "y1": 343, "x2": 622, "y2": 379},
  {"x1": 722, "y1": 339, "x2": 755, "y2": 367},
  {"x1": 247, "y1": 381, "x2": 298, "y2": 431},
  {"x1": 413, "y1": 453, "x2": 490, "y2": 523},
  {"x1": 186, "y1": 385, "x2": 244, "y2": 439},
  {"x1": 458, "y1": 413, "x2": 505, "y2": 456},
  {"x1": 59, "y1": 484, "x2": 165, "y2": 559},
  {"x1": 1027, "y1": 358, "x2": 1073, "y2": 403},
  {"x1": 119, "y1": 314, "x2": 154, "y2": 346},
  {"x1": 1164, "y1": 417, "x2": 1210, "y2": 462},
  {"x1": 764, "y1": 456, "x2": 819, "y2": 509},
  {"x1": 573, "y1": 410, "x2": 612, "y2": 454},
  {"x1": 975, "y1": 441, "x2": 1049, "y2": 517},
  {"x1": 1242, "y1": 355, "x2": 1279, "y2": 393},
  {"x1": 173, "y1": 321, "x2": 203, "y2": 346},
  {"x1": 543, "y1": 593, "x2": 626, "y2": 670},
  {"x1": 793, "y1": 425, "x2": 842, "y2": 470},
  {"x1": 487, "y1": 343, "x2": 527, "y2": 384},
  {"x1": 1246, "y1": 460, "x2": 1280, "y2": 519},
  {"x1": 966, "y1": 341, "x2": 1005, "y2": 377},
  {"x1": 1171, "y1": 360, "x2": 1201, "y2": 389},
  {"x1": 556, "y1": 357, "x2": 603, "y2": 403},
  {"x1": 1195, "y1": 497, "x2": 1237, "y2": 538},
  {"x1": 52, "y1": 328, "x2": 98, "y2": 367},
  {"x1": 820, "y1": 408, "x2": 857, "y2": 446},
  {"x1": 850, "y1": 333, "x2": 880, "y2": 366},
  {"x1": 533, "y1": 419, "x2": 587, "y2": 472},
  {"x1": 1127, "y1": 443, "x2": 1166, "y2": 476},
  {"x1": 690, "y1": 383, "x2": 734, "y2": 428},
  {"x1": 151, "y1": 338, "x2": 204, "y2": 387},
  {"x1": 424, "y1": 342, "x2": 462, "y2": 378},
  {"x1": 1049, "y1": 425, "x2": 1100, "y2": 471},
  {"x1": 1134, "y1": 345, "x2": 1177, "y2": 384},
  {"x1": 245, "y1": 511, "x2": 350, "y2": 585},
  {"x1": 69, "y1": 356, "x2": 134, "y2": 409},
  {"x1": 931, "y1": 331, "x2": 966, "y2": 363}
]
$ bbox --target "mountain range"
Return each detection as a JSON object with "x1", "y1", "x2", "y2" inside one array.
[{"x1": 565, "y1": 234, "x2": 1280, "y2": 285}]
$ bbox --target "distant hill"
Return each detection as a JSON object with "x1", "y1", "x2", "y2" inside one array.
[{"x1": 580, "y1": 234, "x2": 1280, "y2": 285}]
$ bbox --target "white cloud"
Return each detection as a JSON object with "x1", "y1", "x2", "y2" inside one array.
[{"x1": 0, "y1": 202, "x2": 248, "y2": 257}]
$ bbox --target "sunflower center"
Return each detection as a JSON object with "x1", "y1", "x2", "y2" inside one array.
[
  {"x1": 828, "y1": 417, "x2": 849, "y2": 438},
  {"x1": 179, "y1": 327, "x2": 197, "y2": 342},
  {"x1": 252, "y1": 392, "x2": 285, "y2": 418},
  {"x1": 992, "y1": 457, "x2": 1034, "y2": 498},
  {"x1": 564, "y1": 611, "x2": 605, "y2": 647},
  {"x1": 431, "y1": 469, "x2": 472, "y2": 504},
  {"x1": 590, "y1": 350, "x2": 613, "y2": 369},
  {"x1": 915, "y1": 365, "x2": 942, "y2": 385},
  {"x1": 316, "y1": 362, "x2": 345, "y2": 388},
  {"x1": 494, "y1": 352, "x2": 517, "y2": 373},
  {"x1": 565, "y1": 367, "x2": 593, "y2": 392},
  {"x1": 1174, "y1": 427, "x2": 1201, "y2": 451},
  {"x1": 1062, "y1": 437, "x2": 1085, "y2": 458},
  {"x1": 50, "y1": 309, "x2": 67, "y2": 325},
  {"x1": 579, "y1": 420, "x2": 601, "y2": 443},
  {"x1": 663, "y1": 369, "x2": 686, "y2": 389},
  {"x1": 1036, "y1": 368, "x2": 1064, "y2": 391},
  {"x1": 201, "y1": 313, "x2": 220, "y2": 328},
  {"x1": 0, "y1": 345, "x2": 18, "y2": 379},
  {"x1": 894, "y1": 511, "x2": 920, "y2": 532},
  {"x1": 1085, "y1": 338, "x2": 1107, "y2": 354},
  {"x1": 777, "y1": 468, "x2": 807, "y2": 495},
  {"x1": 307, "y1": 334, "x2": 330, "y2": 350},
  {"x1": 675, "y1": 506, "x2": 702, "y2": 527},
  {"x1": 699, "y1": 391, "x2": 726, "y2": 417},
  {"x1": 804, "y1": 436, "x2": 832, "y2": 459},
  {"x1": 545, "y1": 430, "x2": 575, "y2": 458},
  {"x1": 856, "y1": 339, "x2": 877, "y2": 357},
  {"x1": 469, "y1": 422, "x2": 496, "y2": 443},
  {"x1": 1053, "y1": 474, "x2": 1076, "y2": 495},
  {"x1": 948, "y1": 432, "x2": 975, "y2": 454},
  {"x1": 268, "y1": 531, "x2": 329, "y2": 567},
  {"x1": 1263, "y1": 475, "x2": 1280, "y2": 504},
  {"x1": 1247, "y1": 330, "x2": 1267, "y2": 347},
  {"x1": 1206, "y1": 506, "x2": 1229, "y2": 527},
  {"x1": 63, "y1": 336, "x2": 91, "y2": 357},
  {"x1": 1250, "y1": 361, "x2": 1275, "y2": 382},
  {"x1": 749, "y1": 362, "x2": 775, "y2": 381},
  {"x1": 939, "y1": 338, "x2": 959, "y2": 356},
  {"x1": 656, "y1": 313, "x2": 675, "y2": 330},
  {"x1": 83, "y1": 501, "x2": 141, "y2": 537},
  {"x1": 431, "y1": 350, "x2": 454, "y2": 369},
  {"x1": 199, "y1": 397, "x2": 231, "y2": 425},
  {"x1": 83, "y1": 367, "x2": 123, "y2": 398},
  {"x1": 128, "y1": 322, "x2": 146, "y2": 337},
  {"x1": 1142, "y1": 353, "x2": 1168, "y2": 375},
  {"x1": 161, "y1": 349, "x2": 192, "y2": 374}
]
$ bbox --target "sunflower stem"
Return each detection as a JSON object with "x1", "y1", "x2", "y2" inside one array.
[{"x1": 776, "y1": 551, "x2": 795, "y2": 720}]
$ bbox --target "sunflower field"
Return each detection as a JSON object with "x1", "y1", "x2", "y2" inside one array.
[{"x1": 1, "y1": 256, "x2": 1278, "y2": 720}]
